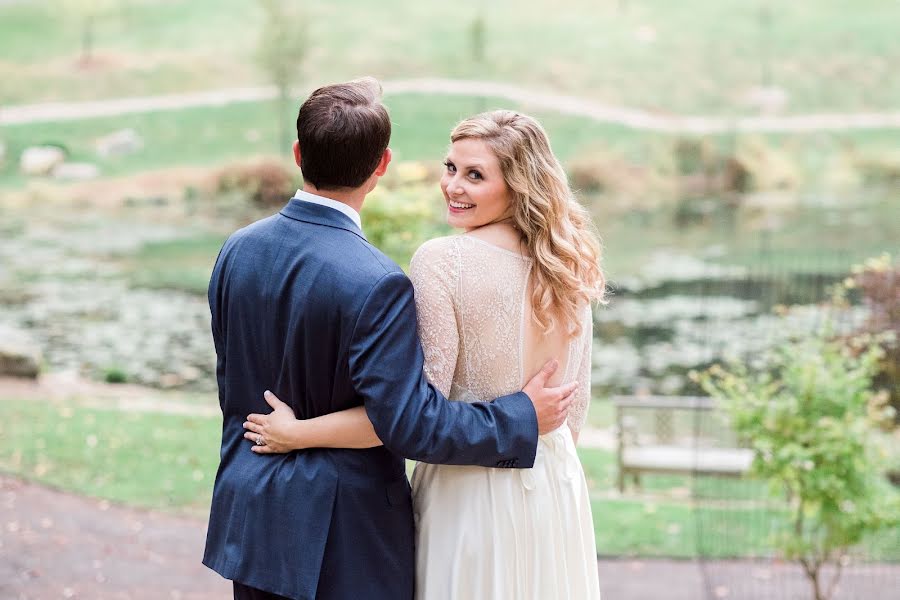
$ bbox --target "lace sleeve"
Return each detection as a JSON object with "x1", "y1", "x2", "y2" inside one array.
[
  {"x1": 409, "y1": 238, "x2": 460, "y2": 398},
  {"x1": 567, "y1": 305, "x2": 594, "y2": 434}
]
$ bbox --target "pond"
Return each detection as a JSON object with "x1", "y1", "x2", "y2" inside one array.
[{"x1": 0, "y1": 191, "x2": 894, "y2": 395}]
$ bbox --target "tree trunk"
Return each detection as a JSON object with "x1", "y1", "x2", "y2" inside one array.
[
  {"x1": 82, "y1": 14, "x2": 94, "y2": 64},
  {"x1": 758, "y1": 2, "x2": 773, "y2": 87},
  {"x1": 278, "y1": 87, "x2": 290, "y2": 154},
  {"x1": 812, "y1": 571, "x2": 824, "y2": 600},
  {"x1": 801, "y1": 558, "x2": 825, "y2": 600}
]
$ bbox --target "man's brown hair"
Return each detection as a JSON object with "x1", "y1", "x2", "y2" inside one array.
[{"x1": 295, "y1": 77, "x2": 391, "y2": 190}]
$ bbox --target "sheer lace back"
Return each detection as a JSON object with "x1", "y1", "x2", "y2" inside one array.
[{"x1": 410, "y1": 235, "x2": 593, "y2": 433}]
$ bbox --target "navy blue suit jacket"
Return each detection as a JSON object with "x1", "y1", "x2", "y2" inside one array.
[{"x1": 202, "y1": 197, "x2": 539, "y2": 600}]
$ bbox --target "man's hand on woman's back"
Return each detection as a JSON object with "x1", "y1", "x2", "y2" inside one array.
[{"x1": 522, "y1": 360, "x2": 578, "y2": 435}]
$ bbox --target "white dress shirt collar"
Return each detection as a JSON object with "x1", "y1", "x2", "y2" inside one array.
[{"x1": 292, "y1": 189, "x2": 362, "y2": 231}]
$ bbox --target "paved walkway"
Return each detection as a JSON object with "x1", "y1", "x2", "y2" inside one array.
[
  {"x1": 3, "y1": 78, "x2": 900, "y2": 133},
  {"x1": 4, "y1": 475, "x2": 897, "y2": 600},
  {"x1": 2, "y1": 474, "x2": 709, "y2": 600}
]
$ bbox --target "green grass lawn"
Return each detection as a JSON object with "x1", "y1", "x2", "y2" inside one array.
[
  {"x1": 0, "y1": 399, "x2": 220, "y2": 515},
  {"x1": 2, "y1": 0, "x2": 899, "y2": 115},
  {"x1": 1, "y1": 398, "x2": 896, "y2": 559},
  {"x1": 0, "y1": 92, "x2": 647, "y2": 186},
  {"x1": 592, "y1": 498, "x2": 783, "y2": 558},
  {"x1": 0, "y1": 398, "x2": 777, "y2": 557}
]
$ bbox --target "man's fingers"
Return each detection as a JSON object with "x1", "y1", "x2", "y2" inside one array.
[
  {"x1": 557, "y1": 381, "x2": 579, "y2": 400},
  {"x1": 528, "y1": 359, "x2": 559, "y2": 389},
  {"x1": 556, "y1": 395, "x2": 573, "y2": 415},
  {"x1": 539, "y1": 359, "x2": 559, "y2": 382},
  {"x1": 557, "y1": 389, "x2": 576, "y2": 416}
]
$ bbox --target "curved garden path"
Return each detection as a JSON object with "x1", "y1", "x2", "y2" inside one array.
[{"x1": 3, "y1": 78, "x2": 900, "y2": 133}]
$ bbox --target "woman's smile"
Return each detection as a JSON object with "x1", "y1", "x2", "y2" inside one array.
[{"x1": 448, "y1": 200, "x2": 476, "y2": 212}]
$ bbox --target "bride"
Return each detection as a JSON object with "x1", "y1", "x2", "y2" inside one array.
[{"x1": 244, "y1": 110, "x2": 605, "y2": 598}]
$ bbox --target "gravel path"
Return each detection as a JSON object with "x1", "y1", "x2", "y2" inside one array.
[{"x1": 3, "y1": 78, "x2": 900, "y2": 133}]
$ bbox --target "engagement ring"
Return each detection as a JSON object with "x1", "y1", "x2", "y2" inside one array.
[{"x1": 256, "y1": 435, "x2": 265, "y2": 446}]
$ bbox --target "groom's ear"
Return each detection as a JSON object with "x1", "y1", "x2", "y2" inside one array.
[
  {"x1": 374, "y1": 148, "x2": 392, "y2": 177},
  {"x1": 292, "y1": 140, "x2": 302, "y2": 168}
]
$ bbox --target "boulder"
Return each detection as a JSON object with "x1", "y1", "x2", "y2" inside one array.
[
  {"x1": 52, "y1": 162, "x2": 100, "y2": 181},
  {"x1": 95, "y1": 128, "x2": 143, "y2": 158},
  {"x1": 19, "y1": 146, "x2": 66, "y2": 176},
  {"x1": 0, "y1": 325, "x2": 42, "y2": 378}
]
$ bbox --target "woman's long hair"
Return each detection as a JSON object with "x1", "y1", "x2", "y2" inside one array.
[{"x1": 451, "y1": 110, "x2": 606, "y2": 336}]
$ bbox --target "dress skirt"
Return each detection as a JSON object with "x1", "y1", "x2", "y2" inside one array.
[{"x1": 411, "y1": 425, "x2": 601, "y2": 600}]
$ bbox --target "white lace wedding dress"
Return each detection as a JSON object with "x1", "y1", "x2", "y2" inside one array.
[{"x1": 409, "y1": 234, "x2": 601, "y2": 600}]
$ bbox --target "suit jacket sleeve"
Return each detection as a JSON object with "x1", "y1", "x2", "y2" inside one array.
[{"x1": 349, "y1": 271, "x2": 539, "y2": 468}]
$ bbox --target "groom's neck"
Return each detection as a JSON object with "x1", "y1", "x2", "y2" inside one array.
[{"x1": 303, "y1": 184, "x2": 367, "y2": 214}]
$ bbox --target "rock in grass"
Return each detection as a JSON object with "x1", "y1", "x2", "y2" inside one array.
[
  {"x1": 0, "y1": 325, "x2": 42, "y2": 378},
  {"x1": 19, "y1": 146, "x2": 66, "y2": 176},
  {"x1": 95, "y1": 129, "x2": 144, "y2": 158},
  {"x1": 52, "y1": 162, "x2": 100, "y2": 181}
]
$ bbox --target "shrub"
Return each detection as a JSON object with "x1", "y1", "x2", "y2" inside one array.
[
  {"x1": 104, "y1": 366, "x2": 128, "y2": 384},
  {"x1": 697, "y1": 332, "x2": 899, "y2": 600},
  {"x1": 360, "y1": 184, "x2": 450, "y2": 270},
  {"x1": 216, "y1": 158, "x2": 299, "y2": 209},
  {"x1": 853, "y1": 151, "x2": 900, "y2": 186},
  {"x1": 380, "y1": 161, "x2": 442, "y2": 189},
  {"x1": 566, "y1": 149, "x2": 674, "y2": 215},
  {"x1": 843, "y1": 254, "x2": 900, "y2": 421},
  {"x1": 672, "y1": 137, "x2": 718, "y2": 176},
  {"x1": 733, "y1": 136, "x2": 802, "y2": 191}
]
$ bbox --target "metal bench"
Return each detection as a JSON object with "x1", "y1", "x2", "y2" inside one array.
[{"x1": 613, "y1": 395, "x2": 753, "y2": 492}]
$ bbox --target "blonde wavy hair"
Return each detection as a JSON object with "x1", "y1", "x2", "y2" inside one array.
[{"x1": 451, "y1": 110, "x2": 606, "y2": 337}]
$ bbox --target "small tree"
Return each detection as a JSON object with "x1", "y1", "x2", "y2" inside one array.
[
  {"x1": 469, "y1": 14, "x2": 485, "y2": 64},
  {"x1": 757, "y1": 0, "x2": 775, "y2": 88},
  {"x1": 256, "y1": 0, "x2": 308, "y2": 152},
  {"x1": 469, "y1": 14, "x2": 487, "y2": 113},
  {"x1": 64, "y1": 0, "x2": 116, "y2": 64},
  {"x1": 697, "y1": 332, "x2": 899, "y2": 600}
]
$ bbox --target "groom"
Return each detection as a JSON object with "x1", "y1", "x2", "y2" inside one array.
[{"x1": 202, "y1": 77, "x2": 577, "y2": 600}]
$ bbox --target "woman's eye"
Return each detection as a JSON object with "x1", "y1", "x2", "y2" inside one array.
[
  {"x1": 468, "y1": 170, "x2": 482, "y2": 180},
  {"x1": 443, "y1": 161, "x2": 456, "y2": 173}
]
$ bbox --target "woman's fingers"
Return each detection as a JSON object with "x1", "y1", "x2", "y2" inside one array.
[
  {"x1": 243, "y1": 420, "x2": 263, "y2": 434},
  {"x1": 243, "y1": 430, "x2": 268, "y2": 444},
  {"x1": 246, "y1": 413, "x2": 267, "y2": 426},
  {"x1": 263, "y1": 390, "x2": 285, "y2": 409}
]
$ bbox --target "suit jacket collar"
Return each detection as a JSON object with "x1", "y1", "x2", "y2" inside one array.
[{"x1": 279, "y1": 196, "x2": 367, "y2": 242}]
